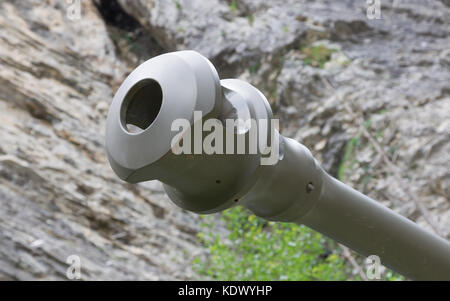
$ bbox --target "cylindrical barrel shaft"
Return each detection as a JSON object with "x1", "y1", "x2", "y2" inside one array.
[{"x1": 300, "y1": 173, "x2": 450, "y2": 280}]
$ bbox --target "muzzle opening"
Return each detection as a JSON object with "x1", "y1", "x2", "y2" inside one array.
[{"x1": 121, "y1": 78, "x2": 163, "y2": 133}]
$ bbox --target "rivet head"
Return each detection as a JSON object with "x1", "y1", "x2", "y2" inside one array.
[{"x1": 306, "y1": 182, "x2": 314, "y2": 194}]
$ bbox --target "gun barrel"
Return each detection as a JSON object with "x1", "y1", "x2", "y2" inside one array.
[
  {"x1": 301, "y1": 172, "x2": 450, "y2": 280},
  {"x1": 105, "y1": 50, "x2": 450, "y2": 280}
]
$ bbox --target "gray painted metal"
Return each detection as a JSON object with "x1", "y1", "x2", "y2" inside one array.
[
  {"x1": 302, "y1": 172, "x2": 450, "y2": 280},
  {"x1": 105, "y1": 50, "x2": 450, "y2": 280}
]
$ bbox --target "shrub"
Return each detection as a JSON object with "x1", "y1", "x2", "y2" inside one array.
[
  {"x1": 194, "y1": 206, "x2": 347, "y2": 280},
  {"x1": 301, "y1": 45, "x2": 336, "y2": 68}
]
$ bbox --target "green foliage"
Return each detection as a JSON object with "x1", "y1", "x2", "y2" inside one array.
[
  {"x1": 228, "y1": 1, "x2": 238, "y2": 13},
  {"x1": 173, "y1": 0, "x2": 181, "y2": 11},
  {"x1": 301, "y1": 45, "x2": 336, "y2": 68},
  {"x1": 384, "y1": 270, "x2": 405, "y2": 281},
  {"x1": 248, "y1": 62, "x2": 261, "y2": 74},
  {"x1": 194, "y1": 207, "x2": 347, "y2": 280},
  {"x1": 247, "y1": 14, "x2": 255, "y2": 26},
  {"x1": 337, "y1": 136, "x2": 360, "y2": 181}
]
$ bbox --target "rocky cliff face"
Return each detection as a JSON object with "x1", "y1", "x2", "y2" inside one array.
[{"x1": 0, "y1": 0, "x2": 448, "y2": 280}]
